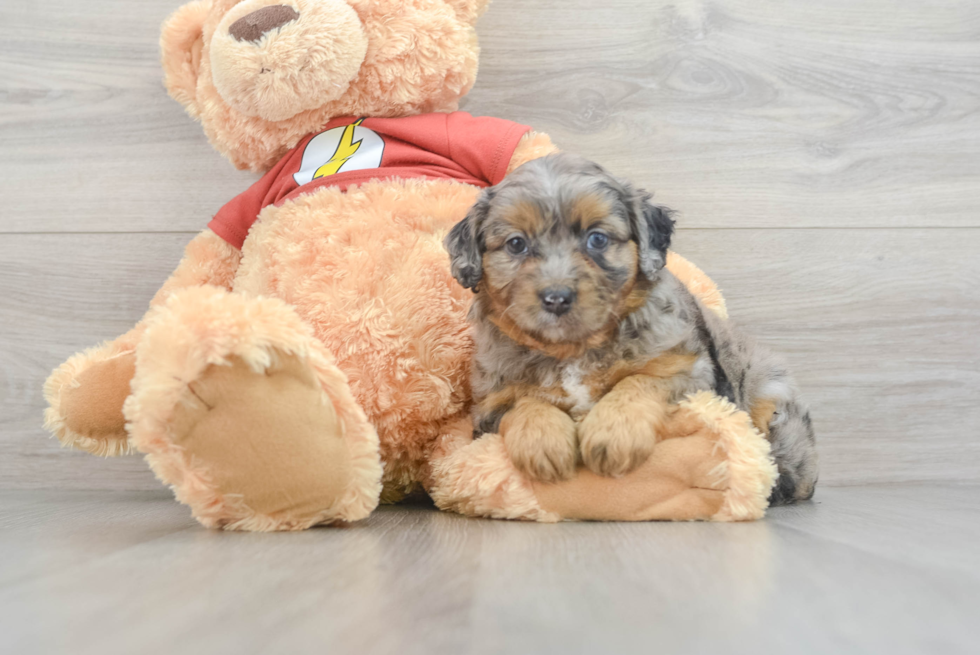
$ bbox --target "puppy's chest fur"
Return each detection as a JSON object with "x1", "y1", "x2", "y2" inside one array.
[{"x1": 471, "y1": 272, "x2": 718, "y2": 430}]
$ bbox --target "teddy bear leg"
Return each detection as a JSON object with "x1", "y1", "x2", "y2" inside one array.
[{"x1": 125, "y1": 286, "x2": 382, "y2": 531}]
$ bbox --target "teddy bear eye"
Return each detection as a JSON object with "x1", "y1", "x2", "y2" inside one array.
[
  {"x1": 586, "y1": 231, "x2": 610, "y2": 251},
  {"x1": 505, "y1": 236, "x2": 528, "y2": 255}
]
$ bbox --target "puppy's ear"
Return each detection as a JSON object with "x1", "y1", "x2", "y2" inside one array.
[
  {"x1": 623, "y1": 182, "x2": 675, "y2": 279},
  {"x1": 445, "y1": 189, "x2": 492, "y2": 291}
]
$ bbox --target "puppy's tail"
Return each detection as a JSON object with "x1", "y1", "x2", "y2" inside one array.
[{"x1": 766, "y1": 407, "x2": 818, "y2": 506}]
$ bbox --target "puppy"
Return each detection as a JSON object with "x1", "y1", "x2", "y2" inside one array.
[{"x1": 445, "y1": 153, "x2": 817, "y2": 505}]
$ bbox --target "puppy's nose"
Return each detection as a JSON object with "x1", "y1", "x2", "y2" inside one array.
[
  {"x1": 229, "y1": 5, "x2": 300, "y2": 43},
  {"x1": 539, "y1": 287, "x2": 576, "y2": 316}
]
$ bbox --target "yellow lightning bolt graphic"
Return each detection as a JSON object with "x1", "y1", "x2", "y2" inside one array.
[{"x1": 313, "y1": 118, "x2": 366, "y2": 179}]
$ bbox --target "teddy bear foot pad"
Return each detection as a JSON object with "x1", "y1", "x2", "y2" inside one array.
[{"x1": 124, "y1": 286, "x2": 383, "y2": 531}]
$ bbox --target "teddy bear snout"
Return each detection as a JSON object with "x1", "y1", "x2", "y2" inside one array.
[
  {"x1": 210, "y1": 0, "x2": 368, "y2": 123},
  {"x1": 229, "y1": 5, "x2": 300, "y2": 43}
]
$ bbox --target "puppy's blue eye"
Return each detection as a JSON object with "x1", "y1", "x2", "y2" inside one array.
[
  {"x1": 586, "y1": 232, "x2": 609, "y2": 251},
  {"x1": 506, "y1": 236, "x2": 528, "y2": 255}
]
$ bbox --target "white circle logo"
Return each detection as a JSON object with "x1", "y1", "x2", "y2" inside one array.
[{"x1": 293, "y1": 119, "x2": 386, "y2": 186}]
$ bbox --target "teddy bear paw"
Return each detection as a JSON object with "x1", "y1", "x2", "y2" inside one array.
[
  {"x1": 168, "y1": 353, "x2": 355, "y2": 530},
  {"x1": 124, "y1": 286, "x2": 383, "y2": 530}
]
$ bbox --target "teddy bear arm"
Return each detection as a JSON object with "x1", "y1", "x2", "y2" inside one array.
[
  {"x1": 43, "y1": 230, "x2": 242, "y2": 456},
  {"x1": 505, "y1": 131, "x2": 560, "y2": 176},
  {"x1": 535, "y1": 394, "x2": 777, "y2": 521},
  {"x1": 665, "y1": 252, "x2": 729, "y2": 319},
  {"x1": 147, "y1": 229, "x2": 243, "y2": 310},
  {"x1": 428, "y1": 393, "x2": 776, "y2": 522}
]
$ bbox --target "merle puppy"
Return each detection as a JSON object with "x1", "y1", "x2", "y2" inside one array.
[{"x1": 445, "y1": 153, "x2": 817, "y2": 505}]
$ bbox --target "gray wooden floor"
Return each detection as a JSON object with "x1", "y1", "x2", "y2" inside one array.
[
  {"x1": 2, "y1": 484, "x2": 979, "y2": 655},
  {"x1": 2, "y1": 1, "x2": 979, "y2": 653}
]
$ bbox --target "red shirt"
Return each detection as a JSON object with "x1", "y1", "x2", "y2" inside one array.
[{"x1": 209, "y1": 112, "x2": 531, "y2": 249}]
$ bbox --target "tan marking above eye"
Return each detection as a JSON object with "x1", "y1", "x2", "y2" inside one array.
[
  {"x1": 583, "y1": 218, "x2": 631, "y2": 242},
  {"x1": 594, "y1": 222, "x2": 631, "y2": 241},
  {"x1": 483, "y1": 231, "x2": 526, "y2": 252},
  {"x1": 569, "y1": 193, "x2": 612, "y2": 230},
  {"x1": 501, "y1": 200, "x2": 546, "y2": 236}
]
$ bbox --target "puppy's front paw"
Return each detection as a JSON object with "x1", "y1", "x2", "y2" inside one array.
[
  {"x1": 500, "y1": 400, "x2": 578, "y2": 483},
  {"x1": 579, "y1": 398, "x2": 659, "y2": 477}
]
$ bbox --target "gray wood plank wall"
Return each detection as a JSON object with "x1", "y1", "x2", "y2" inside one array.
[{"x1": 2, "y1": 0, "x2": 978, "y2": 491}]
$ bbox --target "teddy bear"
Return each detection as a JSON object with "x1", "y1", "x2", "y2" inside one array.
[{"x1": 42, "y1": 0, "x2": 777, "y2": 530}]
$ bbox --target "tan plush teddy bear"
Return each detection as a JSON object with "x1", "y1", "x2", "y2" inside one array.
[{"x1": 43, "y1": 0, "x2": 777, "y2": 530}]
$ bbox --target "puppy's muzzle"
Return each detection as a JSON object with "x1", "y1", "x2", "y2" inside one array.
[{"x1": 539, "y1": 286, "x2": 576, "y2": 316}]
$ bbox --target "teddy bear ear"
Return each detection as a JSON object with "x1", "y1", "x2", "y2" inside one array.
[
  {"x1": 443, "y1": 0, "x2": 491, "y2": 23},
  {"x1": 160, "y1": 0, "x2": 211, "y2": 115}
]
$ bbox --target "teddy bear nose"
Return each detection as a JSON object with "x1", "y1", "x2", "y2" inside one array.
[
  {"x1": 229, "y1": 5, "x2": 300, "y2": 43},
  {"x1": 539, "y1": 287, "x2": 576, "y2": 316}
]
